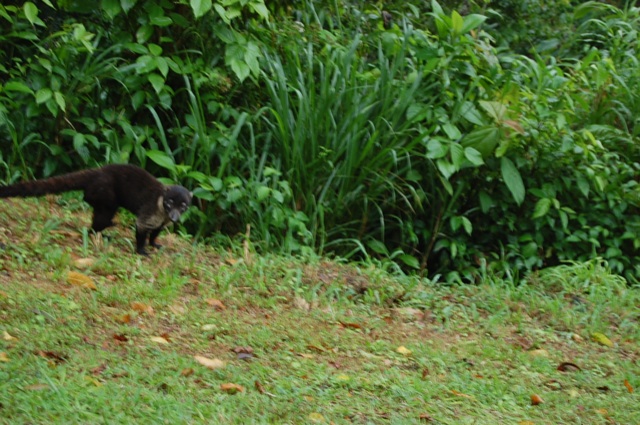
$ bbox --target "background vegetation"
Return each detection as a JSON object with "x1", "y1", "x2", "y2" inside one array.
[{"x1": 1, "y1": 0, "x2": 639, "y2": 282}]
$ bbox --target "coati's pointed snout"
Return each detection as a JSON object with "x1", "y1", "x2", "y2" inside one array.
[
  {"x1": 163, "y1": 185, "x2": 192, "y2": 223},
  {"x1": 168, "y1": 209, "x2": 181, "y2": 222}
]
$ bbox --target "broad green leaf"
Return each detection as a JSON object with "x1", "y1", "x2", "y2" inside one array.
[
  {"x1": 148, "y1": 43, "x2": 163, "y2": 56},
  {"x1": 501, "y1": 157, "x2": 525, "y2": 205},
  {"x1": 155, "y1": 57, "x2": 169, "y2": 77},
  {"x1": 437, "y1": 159, "x2": 456, "y2": 180},
  {"x1": 136, "y1": 24, "x2": 153, "y2": 43},
  {"x1": 148, "y1": 73, "x2": 164, "y2": 94},
  {"x1": 151, "y1": 16, "x2": 172, "y2": 26},
  {"x1": 229, "y1": 59, "x2": 250, "y2": 82},
  {"x1": 4, "y1": 81, "x2": 33, "y2": 94},
  {"x1": 367, "y1": 240, "x2": 389, "y2": 256},
  {"x1": 146, "y1": 150, "x2": 175, "y2": 170},
  {"x1": 249, "y1": 1, "x2": 269, "y2": 20},
  {"x1": 120, "y1": 0, "x2": 137, "y2": 13},
  {"x1": 35, "y1": 88, "x2": 52, "y2": 104},
  {"x1": 101, "y1": 0, "x2": 121, "y2": 19},
  {"x1": 532, "y1": 198, "x2": 552, "y2": 219},
  {"x1": 191, "y1": 0, "x2": 212, "y2": 19},
  {"x1": 461, "y1": 217, "x2": 472, "y2": 235},
  {"x1": 479, "y1": 100, "x2": 507, "y2": 122},
  {"x1": 426, "y1": 139, "x2": 448, "y2": 159},
  {"x1": 54, "y1": 91, "x2": 65, "y2": 111},
  {"x1": 442, "y1": 122, "x2": 461, "y2": 140},
  {"x1": 461, "y1": 126, "x2": 501, "y2": 157},
  {"x1": 23, "y1": 2, "x2": 38, "y2": 25},
  {"x1": 450, "y1": 143, "x2": 464, "y2": 169},
  {"x1": 464, "y1": 147, "x2": 484, "y2": 166},
  {"x1": 256, "y1": 185, "x2": 270, "y2": 202},
  {"x1": 461, "y1": 14, "x2": 487, "y2": 33},
  {"x1": 451, "y1": 11, "x2": 464, "y2": 33},
  {"x1": 398, "y1": 254, "x2": 420, "y2": 269}
]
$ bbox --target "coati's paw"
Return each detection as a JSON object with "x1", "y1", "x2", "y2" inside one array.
[
  {"x1": 150, "y1": 242, "x2": 163, "y2": 249},
  {"x1": 136, "y1": 248, "x2": 150, "y2": 256}
]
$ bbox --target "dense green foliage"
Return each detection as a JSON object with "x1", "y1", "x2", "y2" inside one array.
[{"x1": 1, "y1": 0, "x2": 639, "y2": 282}]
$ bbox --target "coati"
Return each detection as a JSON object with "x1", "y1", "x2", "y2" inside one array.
[{"x1": 0, "y1": 164, "x2": 192, "y2": 255}]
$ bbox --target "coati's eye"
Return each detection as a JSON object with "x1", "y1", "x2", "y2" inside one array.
[{"x1": 180, "y1": 202, "x2": 188, "y2": 212}]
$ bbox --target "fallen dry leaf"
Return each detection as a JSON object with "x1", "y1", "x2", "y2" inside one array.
[
  {"x1": 73, "y1": 258, "x2": 95, "y2": 268},
  {"x1": 591, "y1": 332, "x2": 613, "y2": 347},
  {"x1": 181, "y1": 368, "x2": 194, "y2": 377},
  {"x1": 624, "y1": 379, "x2": 633, "y2": 393},
  {"x1": 66, "y1": 271, "x2": 97, "y2": 290},
  {"x1": 530, "y1": 394, "x2": 544, "y2": 405},
  {"x1": 0, "y1": 352, "x2": 9, "y2": 362},
  {"x1": 150, "y1": 336, "x2": 169, "y2": 344},
  {"x1": 115, "y1": 314, "x2": 132, "y2": 324},
  {"x1": 396, "y1": 346, "x2": 412, "y2": 356},
  {"x1": 308, "y1": 412, "x2": 325, "y2": 423},
  {"x1": 528, "y1": 349, "x2": 550, "y2": 357},
  {"x1": 205, "y1": 298, "x2": 226, "y2": 310},
  {"x1": 113, "y1": 334, "x2": 129, "y2": 342},
  {"x1": 338, "y1": 321, "x2": 362, "y2": 330},
  {"x1": 220, "y1": 383, "x2": 244, "y2": 394},
  {"x1": 3, "y1": 331, "x2": 17, "y2": 341},
  {"x1": 255, "y1": 380, "x2": 265, "y2": 394},
  {"x1": 419, "y1": 413, "x2": 434, "y2": 422},
  {"x1": 518, "y1": 421, "x2": 535, "y2": 425},
  {"x1": 450, "y1": 389, "x2": 474, "y2": 399},
  {"x1": 194, "y1": 355, "x2": 225, "y2": 370},
  {"x1": 131, "y1": 302, "x2": 154, "y2": 315}
]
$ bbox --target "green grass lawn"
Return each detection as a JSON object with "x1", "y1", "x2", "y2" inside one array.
[{"x1": 0, "y1": 197, "x2": 638, "y2": 424}]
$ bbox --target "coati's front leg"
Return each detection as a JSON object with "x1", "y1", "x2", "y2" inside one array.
[
  {"x1": 135, "y1": 226, "x2": 156, "y2": 256},
  {"x1": 148, "y1": 227, "x2": 163, "y2": 249}
]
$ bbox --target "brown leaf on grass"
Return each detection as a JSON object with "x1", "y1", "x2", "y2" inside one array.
[
  {"x1": 421, "y1": 368, "x2": 429, "y2": 379},
  {"x1": 66, "y1": 271, "x2": 97, "y2": 290},
  {"x1": 150, "y1": 336, "x2": 170, "y2": 344},
  {"x1": 194, "y1": 355, "x2": 225, "y2": 370},
  {"x1": 530, "y1": 394, "x2": 544, "y2": 405},
  {"x1": 307, "y1": 344, "x2": 327, "y2": 353},
  {"x1": 131, "y1": 302, "x2": 154, "y2": 315},
  {"x1": 557, "y1": 362, "x2": 581, "y2": 372},
  {"x1": 0, "y1": 352, "x2": 9, "y2": 362},
  {"x1": 205, "y1": 298, "x2": 226, "y2": 311},
  {"x1": 220, "y1": 383, "x2": 244, "y2": 394},
  {"x1": 338, "y1": 321, "x2": 362, "y2": 330},
  {"x1": 419, "y1": 413, "x2": 434, "y2": 422},
  {"x1": 450, "y1": 390, "x2": 474, "y2": 399},
  {"x1": 518, "y1": 421, "x2": 535, "y2": 425},
  {"x1": 90, "y1": 364, "x2": 107, "y2": 375},
  {"x1": 37, "y1": 350, "x2": 67, "y2": 364},
  {"x1": 624, "y1": 379, "x2": 634, "y2": 393},
  {"x1": 113, "y1": 334, "x2": 129, "y2": 342},
  {"x1": 255, "y1": 380, "x2": 265, "y2": 394},
  {"x1": 181, "y1": 368, "x2": 194, "y2": 377},
  {"x1": 115, "y1": 314, "x2": 132, "y2": 324},
  {"x1": 591, "y1": 332, "x2": 613, "y2": 347}
]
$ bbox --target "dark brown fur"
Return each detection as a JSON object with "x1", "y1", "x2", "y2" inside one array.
[{"x1": 0, "y1": 164, "x2": 192, "y2": 255}]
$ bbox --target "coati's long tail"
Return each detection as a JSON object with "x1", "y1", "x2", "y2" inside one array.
[{"x1": 0, "y1": 169, "x2": 97, "y2": 198}]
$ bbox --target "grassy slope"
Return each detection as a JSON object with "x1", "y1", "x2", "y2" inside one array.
[{"x1": 0, "y1": 197, "x2": 638, "y2": 424}]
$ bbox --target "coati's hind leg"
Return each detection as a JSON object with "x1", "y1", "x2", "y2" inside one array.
[{"x1": 91, "y1": 207, "x2": 118, "y2": 232}]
